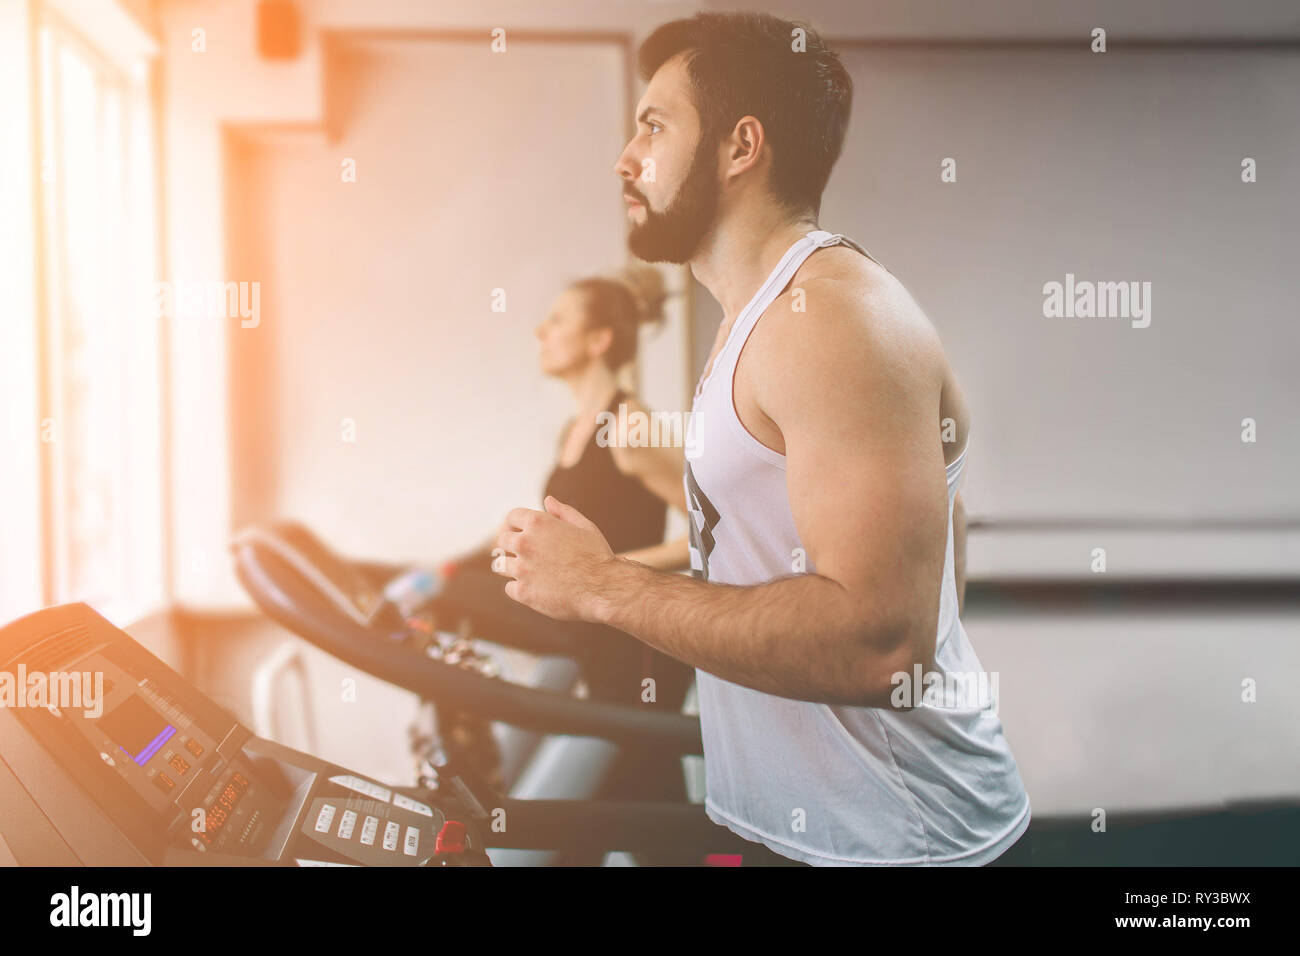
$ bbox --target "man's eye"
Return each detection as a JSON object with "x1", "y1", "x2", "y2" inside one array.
[{"x1": 648, "y1": 122, "x2": 662, "y2": 135}]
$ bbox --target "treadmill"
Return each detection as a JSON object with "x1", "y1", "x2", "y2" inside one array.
[{"x1": 0, "y1": 604, "x2": 742, "y2": 866}]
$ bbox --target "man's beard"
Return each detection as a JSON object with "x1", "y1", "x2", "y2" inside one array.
[{"x1": 627, "y1": 138, "x2": 719, "y2": 264}]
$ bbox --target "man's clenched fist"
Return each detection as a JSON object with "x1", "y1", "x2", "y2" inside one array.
[{"x1": 492, "y1": 496, "x2": 617, "y2": 622}]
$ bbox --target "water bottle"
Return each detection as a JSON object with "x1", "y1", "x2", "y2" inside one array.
[{"x1": 382, "y1": 566, "x2": 443, "y2": 621}]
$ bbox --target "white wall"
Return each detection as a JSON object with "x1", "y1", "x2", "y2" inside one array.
[
  {"x1": 226, "y1": 35, "x2": 636, "y2": 560},
  {"x1": 158, "y1": 0, "x2": 325, "y2": 609},
  {"x1": 973, "y1": 606, "x2": 1300, "y2": 816}
]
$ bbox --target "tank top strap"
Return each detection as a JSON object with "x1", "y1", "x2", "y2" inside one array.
[
  {"x1": 699, "y1": 230, "x2": 891, "y2": 400},
  {"x1": 712, "y1": 231, "x2": 840, "y2": 380},
  {"x1": 946, "y1": 432, "x2": 971, "y2": 489},
  {"x1": 808, "y1": 229, "x2": 892, "y2": 274},
  {"x1": 741, "y1": 229, "x2": 884, "y2": 334}
]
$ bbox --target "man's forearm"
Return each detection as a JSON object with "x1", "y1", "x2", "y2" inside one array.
[{"x1": 587, "y1": 557, "x2": 914, "y2": 706}]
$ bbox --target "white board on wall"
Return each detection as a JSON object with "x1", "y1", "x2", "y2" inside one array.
[
  {"x1": 825, "y1": 46, "x2": 1299, "y2": 525},
  {"x1": 820, "y1": 45, "x2": 1300, "y2": 576}
]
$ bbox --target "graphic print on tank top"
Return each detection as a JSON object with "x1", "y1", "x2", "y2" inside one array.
[{"x1": 684, "y1": 458, "x2": 719, "y2": 580}]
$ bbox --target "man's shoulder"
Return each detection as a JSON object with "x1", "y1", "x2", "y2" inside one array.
[{"x1": 754, "y1": 248, "x2": 944, "y2": 380}]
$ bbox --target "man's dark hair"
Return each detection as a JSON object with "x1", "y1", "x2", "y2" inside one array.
[{"x1": 637, "y1": 12, "x2": 853, "y2": 216}]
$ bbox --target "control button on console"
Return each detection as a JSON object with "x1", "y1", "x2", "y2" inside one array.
[
  {"x1": 338, "y1": 810, "x2": 357, "y2": 840},
  {"x1": 382, "y1": 821, "x2": 400, "y2": 852},
  {"x1": 360, "y1": 815, "x2": 379, "y2": 846},
  {"x1": 435, "y1": 820, "x2": 467, "y2": 855},
  {"x1": 314, "y1": 804, "x2": 337, "y2": 833},
  {"x1": 329, "y1": 774, "x2": 392, "y2": 803},
  {"x1": 393, "y1": 794, "x2": 434, "y2": 817}
]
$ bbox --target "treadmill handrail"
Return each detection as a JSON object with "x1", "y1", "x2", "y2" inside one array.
[{"x1": 234, "y1": 542, "x2": 703, "y2": 755}]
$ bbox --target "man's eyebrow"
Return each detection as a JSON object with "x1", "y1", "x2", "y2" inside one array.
[{"x1": 637, "y1": 106, "x2": 669, "y2": 124}]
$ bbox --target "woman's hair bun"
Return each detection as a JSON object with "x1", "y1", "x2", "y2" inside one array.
[{"x1": 617, "y1": 264, "x2": 669, "y2": 325}]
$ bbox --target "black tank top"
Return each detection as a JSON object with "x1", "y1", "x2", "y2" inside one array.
[{"x1": 543, "y1": 390, "x2": 667, "y2": 555}]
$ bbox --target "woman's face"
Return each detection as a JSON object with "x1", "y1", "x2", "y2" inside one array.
[{"x1": 535, "y1": 288, "x2": 609, "y2": 377}]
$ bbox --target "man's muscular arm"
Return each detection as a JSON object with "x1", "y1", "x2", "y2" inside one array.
[{"x1": 497, "y1": 281, "x2": 952, "y2": 707}]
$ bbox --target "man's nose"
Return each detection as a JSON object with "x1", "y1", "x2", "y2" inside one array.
[{"x1": 613, "y1": 140, "x2": 639, "y2": 183}]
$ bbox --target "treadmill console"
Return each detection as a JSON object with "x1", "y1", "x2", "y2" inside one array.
[{"x1": 0, "y1": 604, "x2": 489, "y2": 867}]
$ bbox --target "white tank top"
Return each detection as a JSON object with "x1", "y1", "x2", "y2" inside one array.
[{"x1": 683, "y1": 229, "x2": 1031, "y2": 865}]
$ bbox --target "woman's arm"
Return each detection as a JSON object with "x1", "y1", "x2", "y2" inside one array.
[
  {"x1": 606, "y1": 397, "x2": 689, "y2": 513},
  {"x1": 600, "y1": 398, "x2": 690, "y2": 570},
  {"x1": 619, "y1": 534, "x2": 690, "y2": 572}
]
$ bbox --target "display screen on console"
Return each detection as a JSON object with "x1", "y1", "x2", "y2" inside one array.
[{"x1": 98, "y1": 695, "x2": 176, "y2": 766}]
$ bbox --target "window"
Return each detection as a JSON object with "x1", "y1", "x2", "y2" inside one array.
[{"x1": 26, "y1": 9, "x2": 164, "y2": 624}]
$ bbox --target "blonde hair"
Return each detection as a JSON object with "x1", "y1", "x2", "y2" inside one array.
[{"x1": 571, "y1": 264, "x2": 670, "y2": 370}]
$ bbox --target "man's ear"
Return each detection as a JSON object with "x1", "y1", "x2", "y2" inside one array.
[{"x1": 725, "y1": 115, "x2": 766, "y2": 178}]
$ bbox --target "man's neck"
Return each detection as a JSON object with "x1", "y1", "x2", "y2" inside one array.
[{"x1": 689, "y1": 204, "x2": 819, "y2": 322}]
